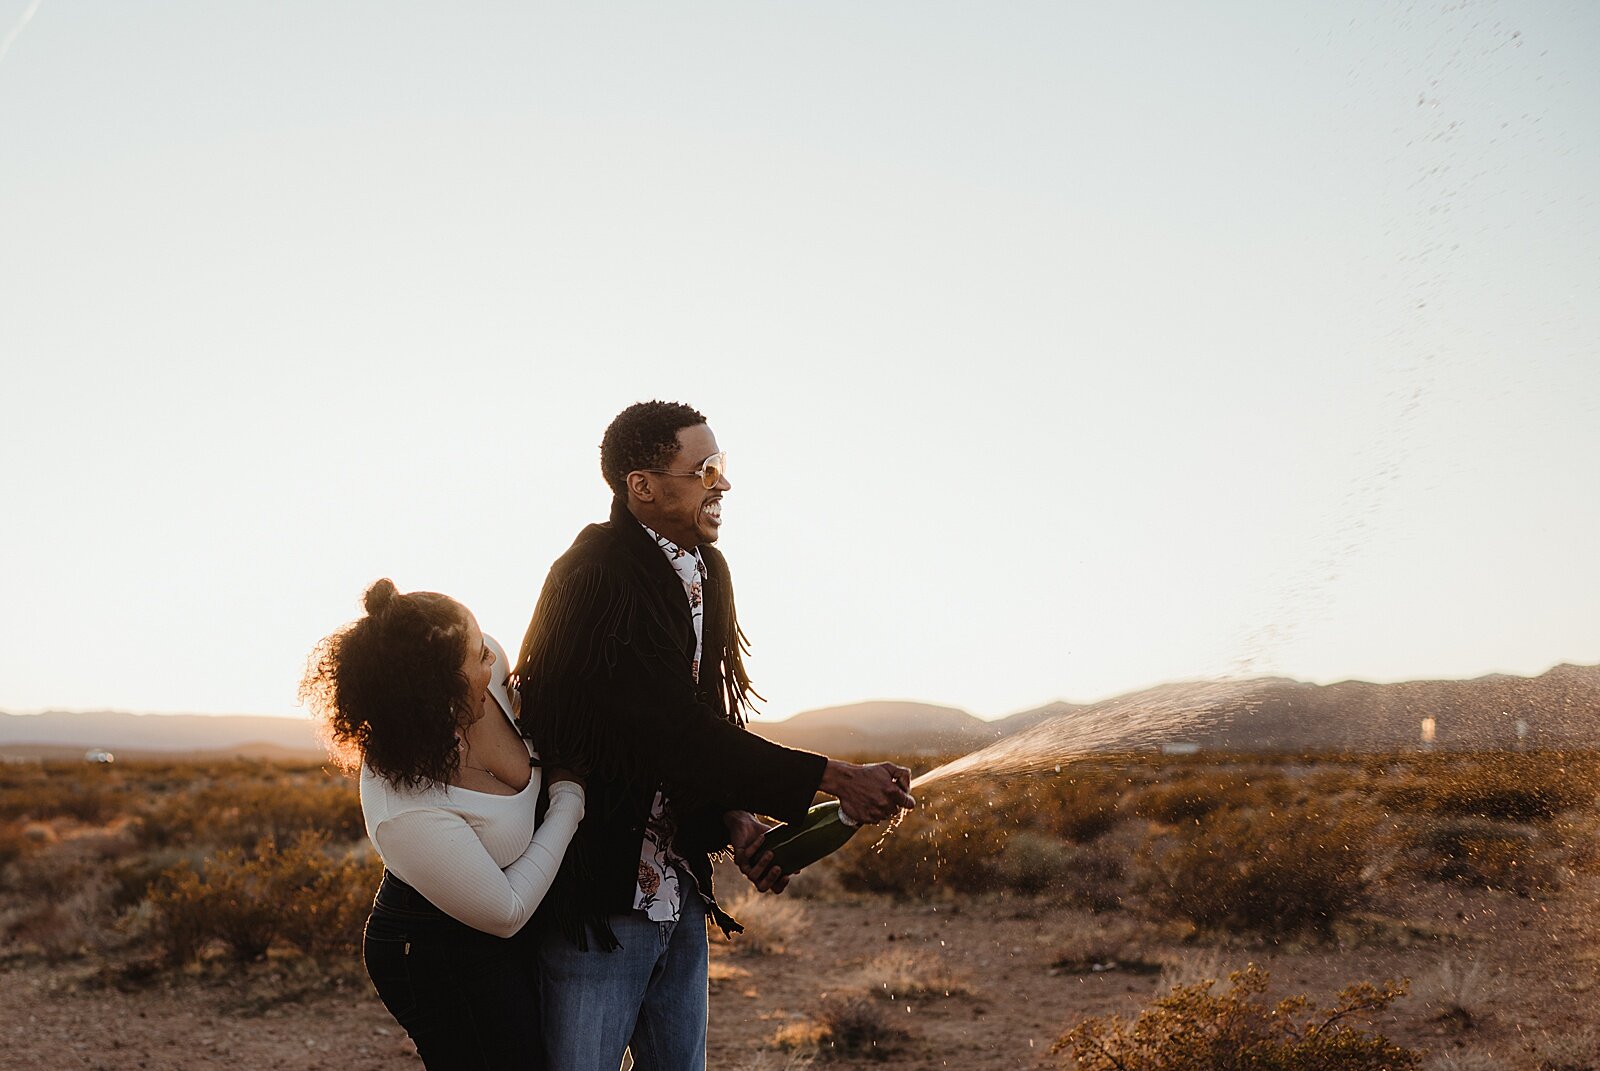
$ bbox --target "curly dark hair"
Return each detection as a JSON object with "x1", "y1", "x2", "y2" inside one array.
[
  {"x1": 299, "y1": 578, "x2": 473, "y2": 789},
  {"x1": 599, "y1": 400, "x2": 707, "y2": 495}
]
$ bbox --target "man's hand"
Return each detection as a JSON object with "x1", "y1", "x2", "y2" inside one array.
[
  {"x1": 819, "y1": 759, "x2": 916, "y2": 824},
  {"x1": 724, "y1": 810, "x2": 789, "y2": 894}
]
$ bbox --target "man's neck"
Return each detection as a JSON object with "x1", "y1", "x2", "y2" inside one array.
[{"x1": 625, "y1": 499, "x2": 697, "y2": 552}]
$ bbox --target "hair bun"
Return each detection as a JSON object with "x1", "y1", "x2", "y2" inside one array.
[{"x1": 364, "y1": 578, "x2": 401, "y2": 615}]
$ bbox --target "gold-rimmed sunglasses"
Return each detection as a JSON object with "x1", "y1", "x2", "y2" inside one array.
[{"x1": 639, "y1": 451, "x2": 728, "y2": 489}]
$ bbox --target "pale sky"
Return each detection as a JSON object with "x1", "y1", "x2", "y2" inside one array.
[{"x1": 2, "y1": 1, "x2": 1596, "y2": 722}]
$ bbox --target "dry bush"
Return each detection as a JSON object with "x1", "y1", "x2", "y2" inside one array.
[
  {"x1": 1154, "y1": 947, "x2": 1232, "y2": 992},
  {"x1": 1428, "y1": 754, "x2": 1597, "y2": 821},
  {"x1": 1128, "y1": 769, "x2": 1289, "y2": 826},
  {"x1": 1143, "y1": 805, "x2": 1374, "y2": 937},
  {"x1": 1054, "y1": 838, "x2": 1128, "y2": 912},
  {"x1": 138, "y1": 776, "x2": 363, "y2": 850},
  {"x1": 1414, "y1": 958, "x2": 1506, "y2": 1030},
  {"x1": 0, "y1": 819, "x2": 42, "y2": 868},
  {"x1": 1404, "y1": 816, "x2": 1556, "y2": 895},
  {"x1": 723, "y1": 888, "x2": 810, "y2": 956},
  {"x1": 730, "y1": 1052, "x2": 817, "y2": 1071},
  {"x1": 0, "y1": 764, "x2": 128, "y2": 824},
  {"x1": 997, "y1": 830, "x2": 1075, "y2": 893},
  {"x1": 1047, "y1": 915, "x2": 1156, "y2": 976},
  {"x1": 1424, "y1": 1052, "x2": 1501, "y2": 1071},
  {"x1": 1376, "y1": 753, "x2": 1597, "y2": 822},
  {"x1": 1052, "y1": 965, "x2": 1419, "y2": 1071},
  {"x1": 773, "y1": 995, "x2": 910, "y2": 1062},
  {"x1": 832, "y1": 792, "x2": 1009, "y2": 897},
  {"x1": 1522, "y1": 1023, "x2": 1600, "y2": 1071},
  {"x1": 146, "y1": 831, "x2": 379, "y2": 963},
  {"x1": 860, "y1": 947, "x2": 971, "y2": 1000},
  {"x1": 1037, "y1": 771, "x2": 1124, "y2": 843},
  {"x1": 0, "y1": 825, "x2": 145, "y2": 961}
]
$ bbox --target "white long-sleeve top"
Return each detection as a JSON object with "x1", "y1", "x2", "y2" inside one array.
[{"x1": 360, "y1": 645, "x2": 583, "y2": 939}]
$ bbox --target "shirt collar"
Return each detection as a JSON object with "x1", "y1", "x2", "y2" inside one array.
[{"x1": 642, "y1": 524, "x2": 705, "y2": 585}]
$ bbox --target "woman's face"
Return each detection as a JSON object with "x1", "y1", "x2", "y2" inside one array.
[{"x1": 460, "y1": 610, "x2": 495, "y2": 723}]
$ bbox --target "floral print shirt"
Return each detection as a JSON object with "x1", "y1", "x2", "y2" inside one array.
[{"x1": 633, "y1": 526, "x2": 706, "y2": 922}]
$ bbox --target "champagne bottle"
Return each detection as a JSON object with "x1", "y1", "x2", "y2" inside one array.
[{"x1": 758, "y1": 800, "x2": 860, "y2": 874}]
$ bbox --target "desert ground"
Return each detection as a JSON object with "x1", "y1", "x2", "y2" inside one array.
[{"x1": 3, "y1": 751, "x2": 1598, "y2": 1070}]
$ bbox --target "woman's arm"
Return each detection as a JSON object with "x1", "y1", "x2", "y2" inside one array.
[{"x1": 370, "y1": 782, "x2": 584, "y2": 938}]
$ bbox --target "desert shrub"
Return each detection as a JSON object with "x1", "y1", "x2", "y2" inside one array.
[
  {"x1": 1047, "y1": 916, "x2": 1157, "y2": 976},
  {"x1": 1055, "y1": 839, "x2": 1129, "y2": 912},
  {"x1": 1405, "y1": 816, "x2": 1554, "y2": 895},
  {"x1": 998, "y1": 830, "x2": 1074, "y2": 893},
  {"x1": 861, "y1": 947, "x2": 971, "y2": 1000},
  {"x1": 1052, "y1": 964, "x2": 1419, "y2": 1071},
  {"x1": 1376, "y1": 753, "x2": 1597, "y2": 822},
  {"x1": 1128, "y1": 770, "x2": 1288, "y2": 826},
  {"x1": 0, "y1": 819, "x2": 39, "y2": 868},
  {"x1": 774, "y1": 995, "x2": 910, "y2": 1061},
  {"x1": 1428, "y1": 760, "x2": 1592, "y2": 822},
  {"x1": 0, "y1": 766, "x2": 125, "y2": 824},
  {"x1": 146, "y1": 831, "x2": 379, "y2": 963},
  {"x1": 833, "y1": 795, "x2": 1008, "y2": 897},
  {"x1": 138, "y1": 776, "x2": 363, "y2": 850},
  {"x1": 1414, "y1": 958, "x2": 1505, "y2": 1030},
  {"x1": 1039, "y1": 773, "x2": 1124, "y2": 842},
  {"x1": 1144, "y1": 805, "x2": 1373, "y2": 936},
  {"x1": 724, "y1": 888, "x2": 810, "y2": 955}
]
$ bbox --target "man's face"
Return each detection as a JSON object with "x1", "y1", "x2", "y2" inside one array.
[{"x1": 638, "y1": 423, "x2": 730, "y2": 549}]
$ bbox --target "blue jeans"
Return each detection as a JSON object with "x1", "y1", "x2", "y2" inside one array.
[
  {"x1": 363, "y1": 872, "x2": 544, "y2": 1071},
  {"x1": 535, "y1": 883, "x2": 708, "y2": 1071}
]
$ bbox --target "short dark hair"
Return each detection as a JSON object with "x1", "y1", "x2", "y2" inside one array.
[
  {"x1": 299, "y1": 578, "x2": 472, "y2": 789},
  {"x1": 599, "y1": 400, "x2": 707, "y2": 495}
]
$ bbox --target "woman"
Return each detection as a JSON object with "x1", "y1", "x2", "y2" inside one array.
[{"x1": 300, "y1": 578, "x2": 583, "y2": 1070}]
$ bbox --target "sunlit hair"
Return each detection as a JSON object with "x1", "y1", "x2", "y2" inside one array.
[
  {"x1": 599, "y1": 400, "x2": 708, "y2": 495},
  {"x1": 299, "y1": 578, "x2": 471, "y2": 789}
]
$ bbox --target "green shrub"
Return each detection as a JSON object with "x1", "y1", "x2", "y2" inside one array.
[
  {"x1": 1144, "y1": 806, "x2": 1372, "y2": 937},
  {"x1": 1053, "y1": 964, "x2": 1419, "y2": 1071}
]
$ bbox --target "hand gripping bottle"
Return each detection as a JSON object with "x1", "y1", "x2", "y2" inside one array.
[{"x1": 757, "y1": 800, "x2": 860, "y2": 874}]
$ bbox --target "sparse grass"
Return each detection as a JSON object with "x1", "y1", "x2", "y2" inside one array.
[
  {"x1": 1053, "y1": 965, "x2": 1420, "y2": 1071},
  {"x1": 773, "y1": 995, "x2": 910, "y2": 1062},
  {"x1": 1521, "y1": 1023, "x2": 1600, "y2": 1071},
  {"x1": 1414, "y1": 957, "x2": 1506, "y2": 1030},
  {"x1": 724, "y1": 888, "x2": 811, "y2": 956},
  {"x1": 860, "y1": 947, "x2": 971, "y2": 1000}
]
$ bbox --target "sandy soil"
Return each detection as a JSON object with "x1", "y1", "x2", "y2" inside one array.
[{"x1": 5, "y1": 873, "x2": 1596, "y2": 1071}]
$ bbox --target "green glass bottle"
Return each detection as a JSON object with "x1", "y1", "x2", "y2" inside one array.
[{"x1": 759, "y1": 800, "x2": 860, "y2": 874}]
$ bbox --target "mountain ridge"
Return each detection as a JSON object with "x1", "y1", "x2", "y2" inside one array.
[{"x1": 5, "y1": 663, "x2": 1596, "y2": 759}]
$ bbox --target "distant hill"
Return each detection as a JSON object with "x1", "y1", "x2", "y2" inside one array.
[
  {"x1": 0, "y1": 710, "x2": 322, "y2": 758},
  {"x1": 5, "y1": 663, "x2": 1597, "y2": 761},
  {"x1": 749, "y1": 700, "x2": 998, "y2": 755},
  {"x1": 1185, "y1": 663, "x2": 1600, "y2": 751},
  {"x1": 749, "y1": 664, "x2": 1600, "y2": 756}
]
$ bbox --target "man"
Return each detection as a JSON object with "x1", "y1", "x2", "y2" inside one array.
[{"x1": 514, "y1": 400, "x2": 914, "y2": 1071}]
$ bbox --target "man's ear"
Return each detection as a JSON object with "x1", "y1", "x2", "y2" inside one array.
[{"x1": 626, "y1": 471, "x2": 656, "y2": 502}]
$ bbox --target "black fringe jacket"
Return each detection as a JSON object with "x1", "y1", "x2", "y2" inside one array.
[{"x1": 512, "y1": 496, "x2": 828, "y2": 949}]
